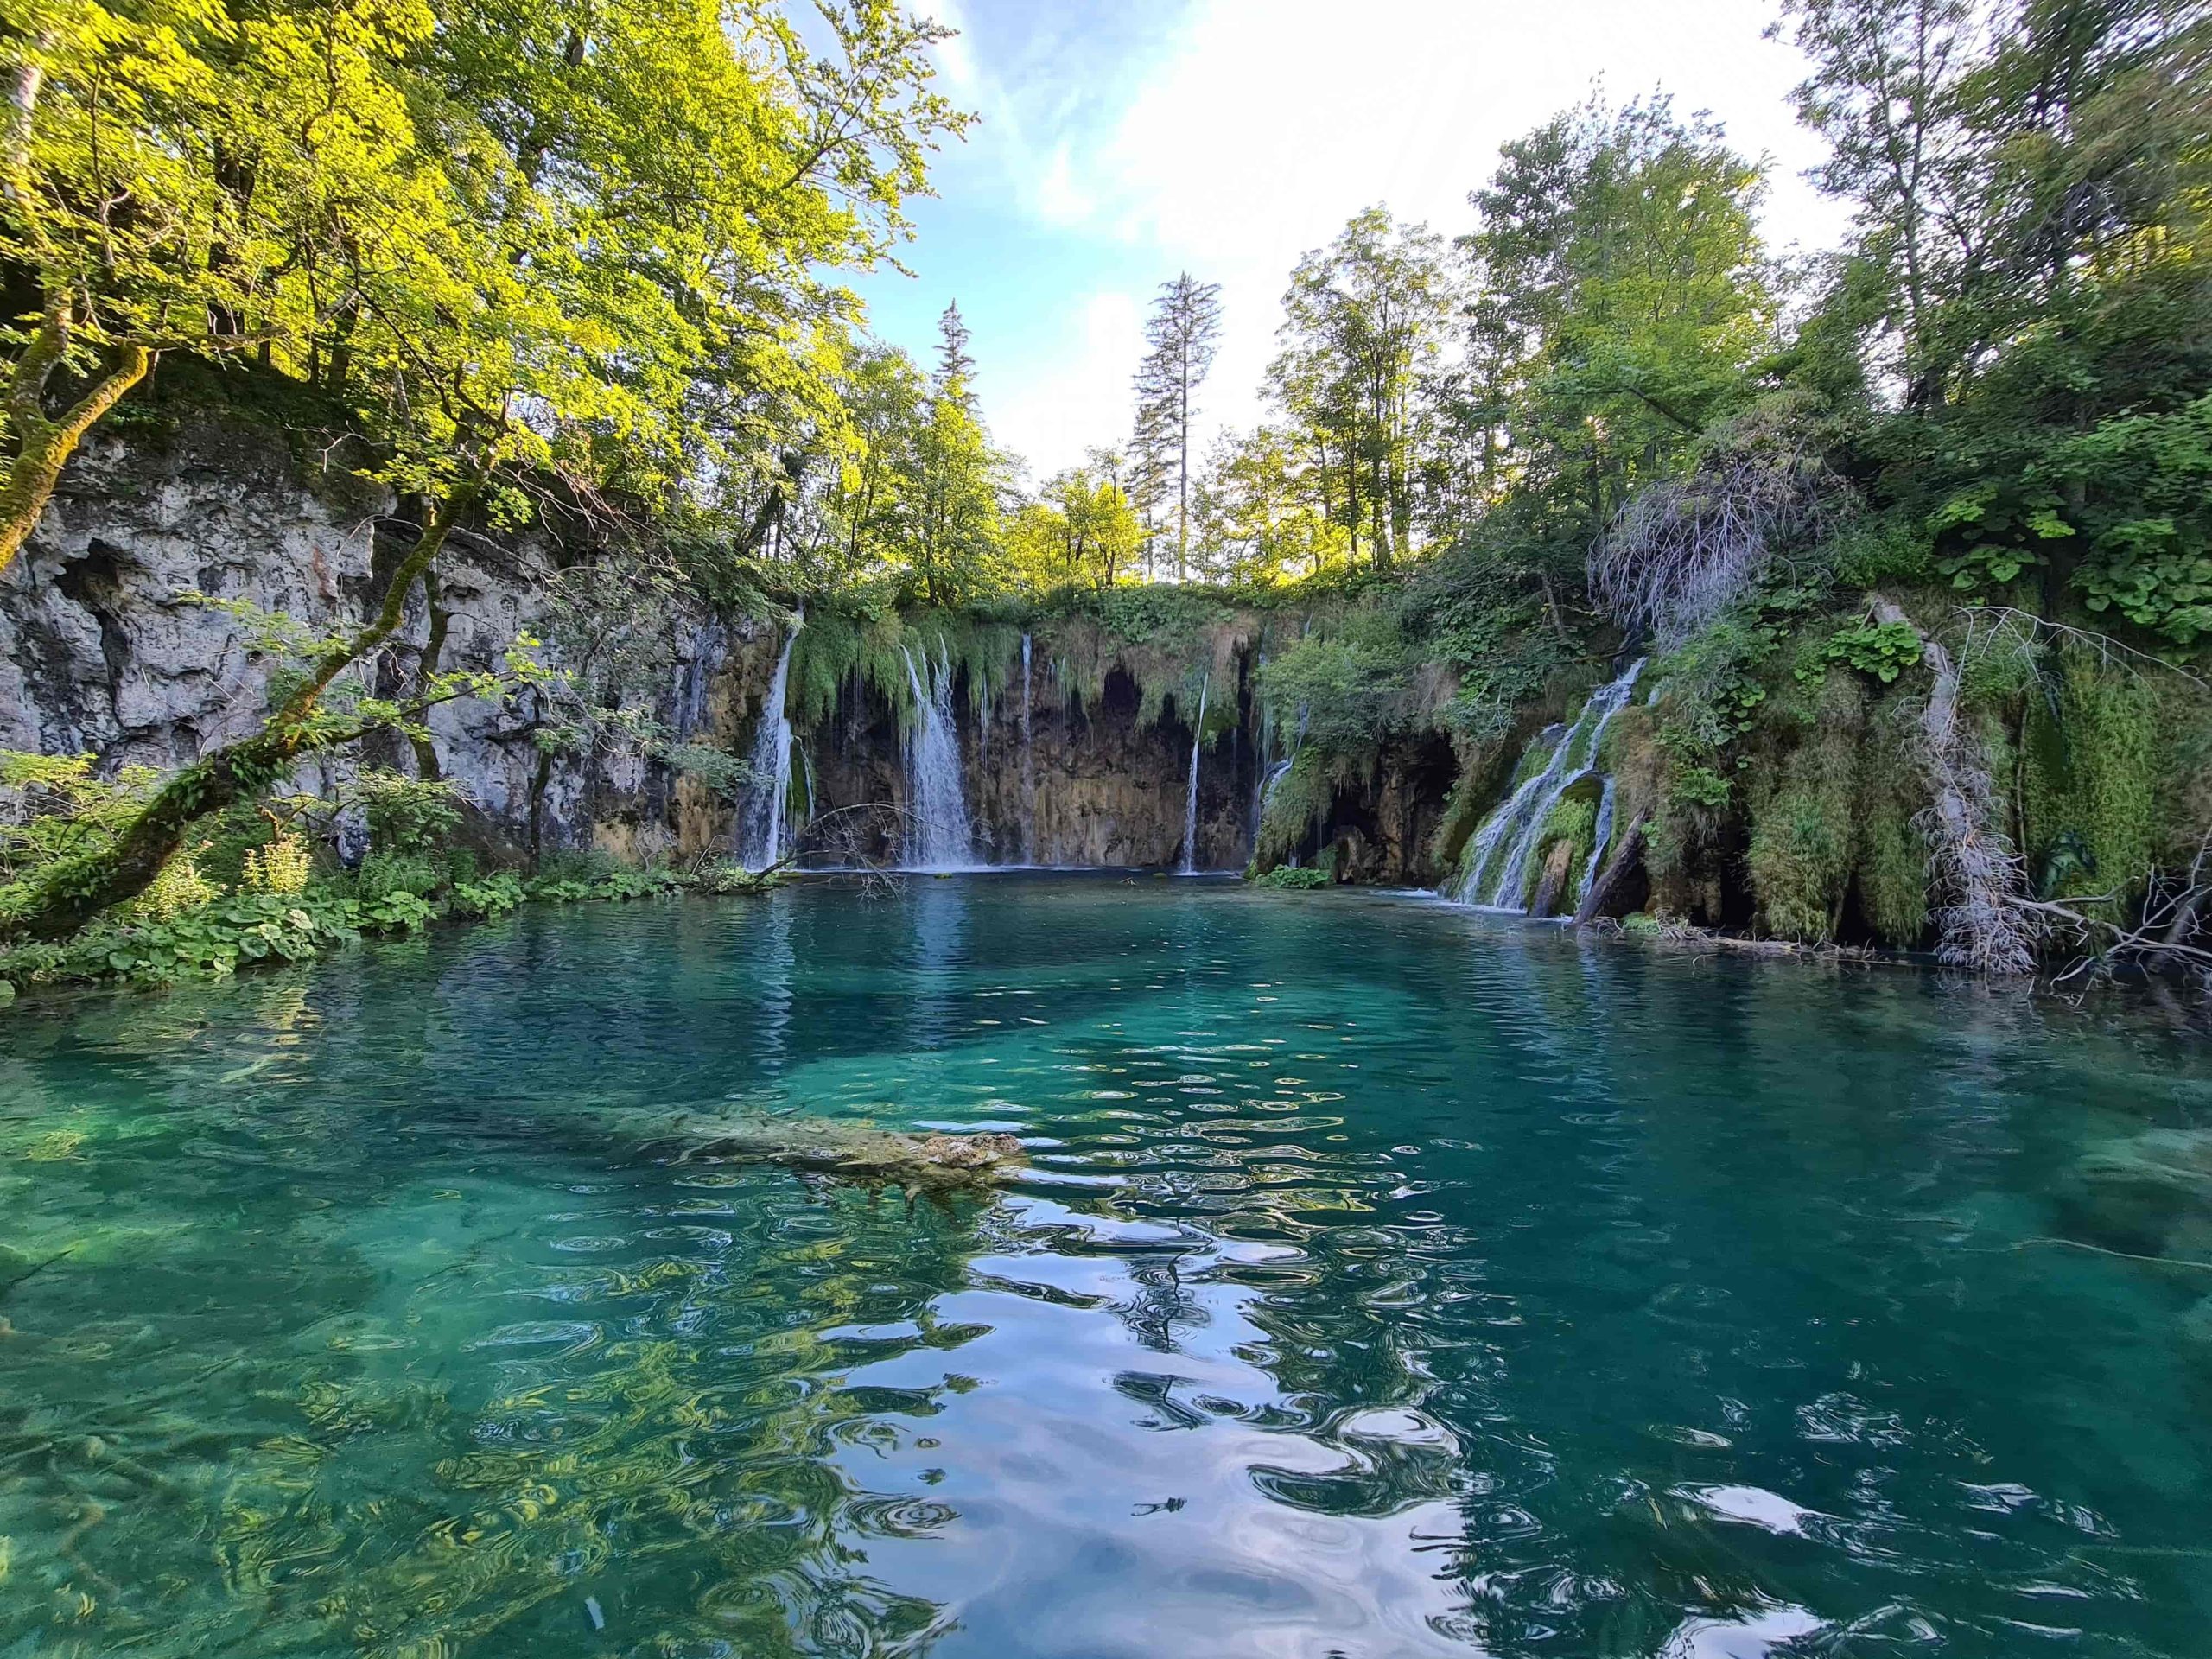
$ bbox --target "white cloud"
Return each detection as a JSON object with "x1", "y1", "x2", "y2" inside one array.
[
  {"x1": 929, "y1": 0, "x2": 1851, "y2": 475},
  {"x1": 990, "y1": 290, "x2": 1148, "y2": 484}
]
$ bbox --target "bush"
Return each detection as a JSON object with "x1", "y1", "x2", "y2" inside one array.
[
  {"x1": 1250, "y1": 865, "x2": 1330, "y2": 890},
  {"x1": 358, "y1": 770, "x2": 466, "y2": 854},
  {"x1": 241, "y1": 830, "x2": 313, "y2": 894},
  {"x1": 449, "y1": 873, "x2": 525, "y2": 918},
  {"x1": 356, "y1": 850, "x2": 442, "y2": 904},
  {"x1": 130, "y1": 850, "x2": 221, "y2": 919},
  {"x1": 0, "y1": 891, "x2": 363, "y2": 990},
  {"x1": 691, "y1": 861, "x2": 773, "y2": 896}
]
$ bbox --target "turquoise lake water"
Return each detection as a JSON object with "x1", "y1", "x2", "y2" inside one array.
[{"x1": 2, "y1": 875, "x2": 2209, "y2": 1656}]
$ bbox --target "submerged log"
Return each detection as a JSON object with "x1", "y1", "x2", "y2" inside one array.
[{"x1": 677, "y1": 1116, "x2": 1027, "y2": 1189}]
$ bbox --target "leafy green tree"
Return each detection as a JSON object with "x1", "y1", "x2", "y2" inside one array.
[
  {"x1": 1010, "y1": 454, "x2": 1143, "y2": 592},
  {"x1": 1458, "y1": 96, "x2": 1778, "y2": 617},
  {"x1": 905, "y1": 301, "x2": 1007, "y2": 603},
  {"x1": 3, "y1": 0, "x2": 965, "y2": 937},
  {"x1": 1268, "y1": 207, "x2": 1454, "y2": 571},
  {"x1": 815, "y1": 340, "x2": 929, "y2": 581},
  {"x1": 1781, "y1": 0, "x2": 2212, "y2": 633},
  {"x1": 1194, "y1": 423, "x2": 1350, "y2": 582},
  {"x1": 0, "y1": 0, "x2": 439, "y2": 574}
]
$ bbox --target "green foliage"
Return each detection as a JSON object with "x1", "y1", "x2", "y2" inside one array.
[
  {"x1": 1856, "y1": 705, "x2": 1930, "y2": 947},
  {"x1": 358, "y1": 771, "x2": 465, "y2": 855},
  {"x1": 130, "y1": 852, "x2": 220, "y2": 919},
  {"x1": 0, "y1": 753, "x2": 161, "y2": 885},
  {"x1": 661, "y1": 743, "x2": 753, "y2": 804},
  {"x1": 1796, "y1": 620, "x2": 1923, "y2": 685},
  {"x1": 1252, "y1": 750, "x2": 1338, "y2": 871},
  {"x1": 1257, "y1": 628, "x2": 1414, "y2": 752},
  {"x1": 2057, "y1": 397, "x2": 2212, "y2": 644},
  {"x1": 1249, "y1": 865, "x2": 1330, "y2": 890},
  {"x1": 0, "y1": 892, "x2": 358, "y2": 992},
  {"x1": 527, "y1": 866, "x2": 685, "y2": 905},
  {"x1": 2020, "y1": 650, "x2": 2162, "y2": 917},
  {"x1": 449, "y1": 873, "x2": 525, "y2": 919},
  {"x1": 690, "y1": 861, "x2": 776, "y2": 897},
  {"x1": 1669, "y1": 766, "x2": 1733, "y2": 811},
  {"x1": 354, "y1": 851, "x2": 442, "y2": 905},
  {"x1": 1525, "y1": 792, "x2": 1599, "y2": 908}
]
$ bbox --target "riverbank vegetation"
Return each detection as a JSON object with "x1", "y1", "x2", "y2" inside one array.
[{"x1": 2, "y1": 0, "x2": 2209, "y2": 988}]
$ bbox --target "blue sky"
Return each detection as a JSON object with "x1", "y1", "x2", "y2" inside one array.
[{"x1": 854, "y1": 0, "x2": 1852, "y2": 481}]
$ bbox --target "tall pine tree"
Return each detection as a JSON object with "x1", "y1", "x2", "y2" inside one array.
[{"x1": 1132, "y1": 273, "x2": 1224, "y2": 580}]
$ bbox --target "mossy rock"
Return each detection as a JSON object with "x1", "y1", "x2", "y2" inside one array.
[{"x1": 679, "y1": 1116, "x2": 1027, "y2": 1192}]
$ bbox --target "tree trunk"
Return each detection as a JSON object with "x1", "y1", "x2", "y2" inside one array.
[
  {"x1": 0, "y1": 336, "x2": 152, "y2": 578},
  {"x1": 3, "y1": 488, "x2": 474, "y2": 938}
]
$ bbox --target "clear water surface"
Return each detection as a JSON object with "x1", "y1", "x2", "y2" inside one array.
[{"x1": 2, "y1": 875, "x2": 2209, "y2": 1657}]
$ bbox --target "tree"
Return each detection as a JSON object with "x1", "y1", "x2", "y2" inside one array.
[
  {"x1": 1268, "y1": 208, "x2": 1454, "y2": 571},
  {"x1": 2, "y1": 0, "x2": 967, "y2": 937},
  {"x1": 1455, "y1": 97, "x2": 1778, "y2": 616},
  {"x1": 1131, "y1": 271, "x2": 1223, "y2": 580},
  {"x1": 1778, "y1": 0, "x2": 2212, "y2": 632},
  {"x1": 0, "y1": 0, "x2": 443, "y2": 575},
  {"x1": 904, "y1": 302, "x2": 1007, "y2": 603},
  {"x1": 1195, "y1": 424, "x2": 1351, "y2": 582},
  {"x1": 815, "y1": 341, "x2": 928, "y2": 581},
  {"x1": 1013, "y1": 453, "x2": 1143, "y2": 592},
  {"x1": 935, "y1": 299, "x2": 977, "y2": 391}
]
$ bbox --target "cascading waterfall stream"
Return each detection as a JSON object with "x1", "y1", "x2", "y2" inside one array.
[
  {"x1": 900, "y1": 642, "x2": 977, "y2": 871},
  {"x1": 673, "y1": 614, "x2": 727, "y2": 742},
  {"x1": 1451, "y1": 658, "x2": 1645, "y2": 911},
  {"x1": 1019, "y1": 632, "x2": 1036, "y2": 866},
  {"x1": 734, "y1": 611, "x2": 800, "y2": 871},
  {"x1": 1180, "y1": 673, "x2": 1210, "y2": 874}
]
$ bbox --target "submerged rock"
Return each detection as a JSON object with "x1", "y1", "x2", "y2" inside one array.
[
  {"x1": 2062, "y1": 1128, "x2": 2212, "y2": 1255},
  {"x1": 679, "y1": 1116, "x2": 1027, "y2": 1190},
  {"x1": 2181, "y1": 1296, "x2": 2212, "y2": 1370}
]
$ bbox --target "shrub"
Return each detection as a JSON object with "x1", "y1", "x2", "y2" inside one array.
[
  {"x1": 449, "y1": 873, "x2": 525, "y2": 918},
  {"x1": 241, "y1": 831, "x2": 312, "y2": 894},
  {"x1": 356, "y1": 851, "x2": 442, "y2": 904},
  {"x1": 130, "y1": 850, "x2": 221, "y2": 918},
  {"x1": 1249, "y1": 865, "x2": 1330, "y2": 890},
  {"x1": 358, "y1": 770, "x2": 466, "y2": 854}
]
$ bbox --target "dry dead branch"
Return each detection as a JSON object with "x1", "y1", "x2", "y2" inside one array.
[{"x1": 1592, "y1": 397, "x2": 1853, "y2": 645}]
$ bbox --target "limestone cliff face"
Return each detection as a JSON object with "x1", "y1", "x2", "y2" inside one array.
[
  {"x1": 0, "y1": 423, "x2": 730, "y2": 861},
  {"x1": 1, "y1": 426, "x2": 1455, "y2": 880}
]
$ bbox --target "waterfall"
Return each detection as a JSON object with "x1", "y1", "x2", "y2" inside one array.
[
  {"x1": 673, "y1": 613, "x2": 727, "y2": 741},
  {"x1": 1247, "y1": 655, "x2": 1273, "y2": 860},
  {"x1": 1019, "y1": 632, "x2": 1037, "y2": 866},
  {"x1": 734, "y1": 613, "x2": 800, "y2": 872},
  {"x1": 1451, "y1": 658, "x2": 1645, "y2": 911},
  {"x1": 1180, "y1": 673, "x2": 1210, "y2": 874},
  {"x1": 900, "y1": 643, "x2": 977, "y2": 871}
]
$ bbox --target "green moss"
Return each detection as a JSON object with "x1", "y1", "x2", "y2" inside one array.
[
  {"x1": 1522, "y1": 790, "x2": 1599, "y2": 908},
  {"x1": 2018, "y1": 647, "x2": 2160, "y2": 916},
  {"x1": 1745, "y1": 671, "x2": 1864, "y2": 941},
  {"x1": 1252, "y1": 750, "x2": 1335, "y2": 871},
  {"x1": 785, "y1": 603, "x2": 1020, "y2": 734},
  {"x1": 1855, "y1": 702, "x2": 1930, "y2": 945}
]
